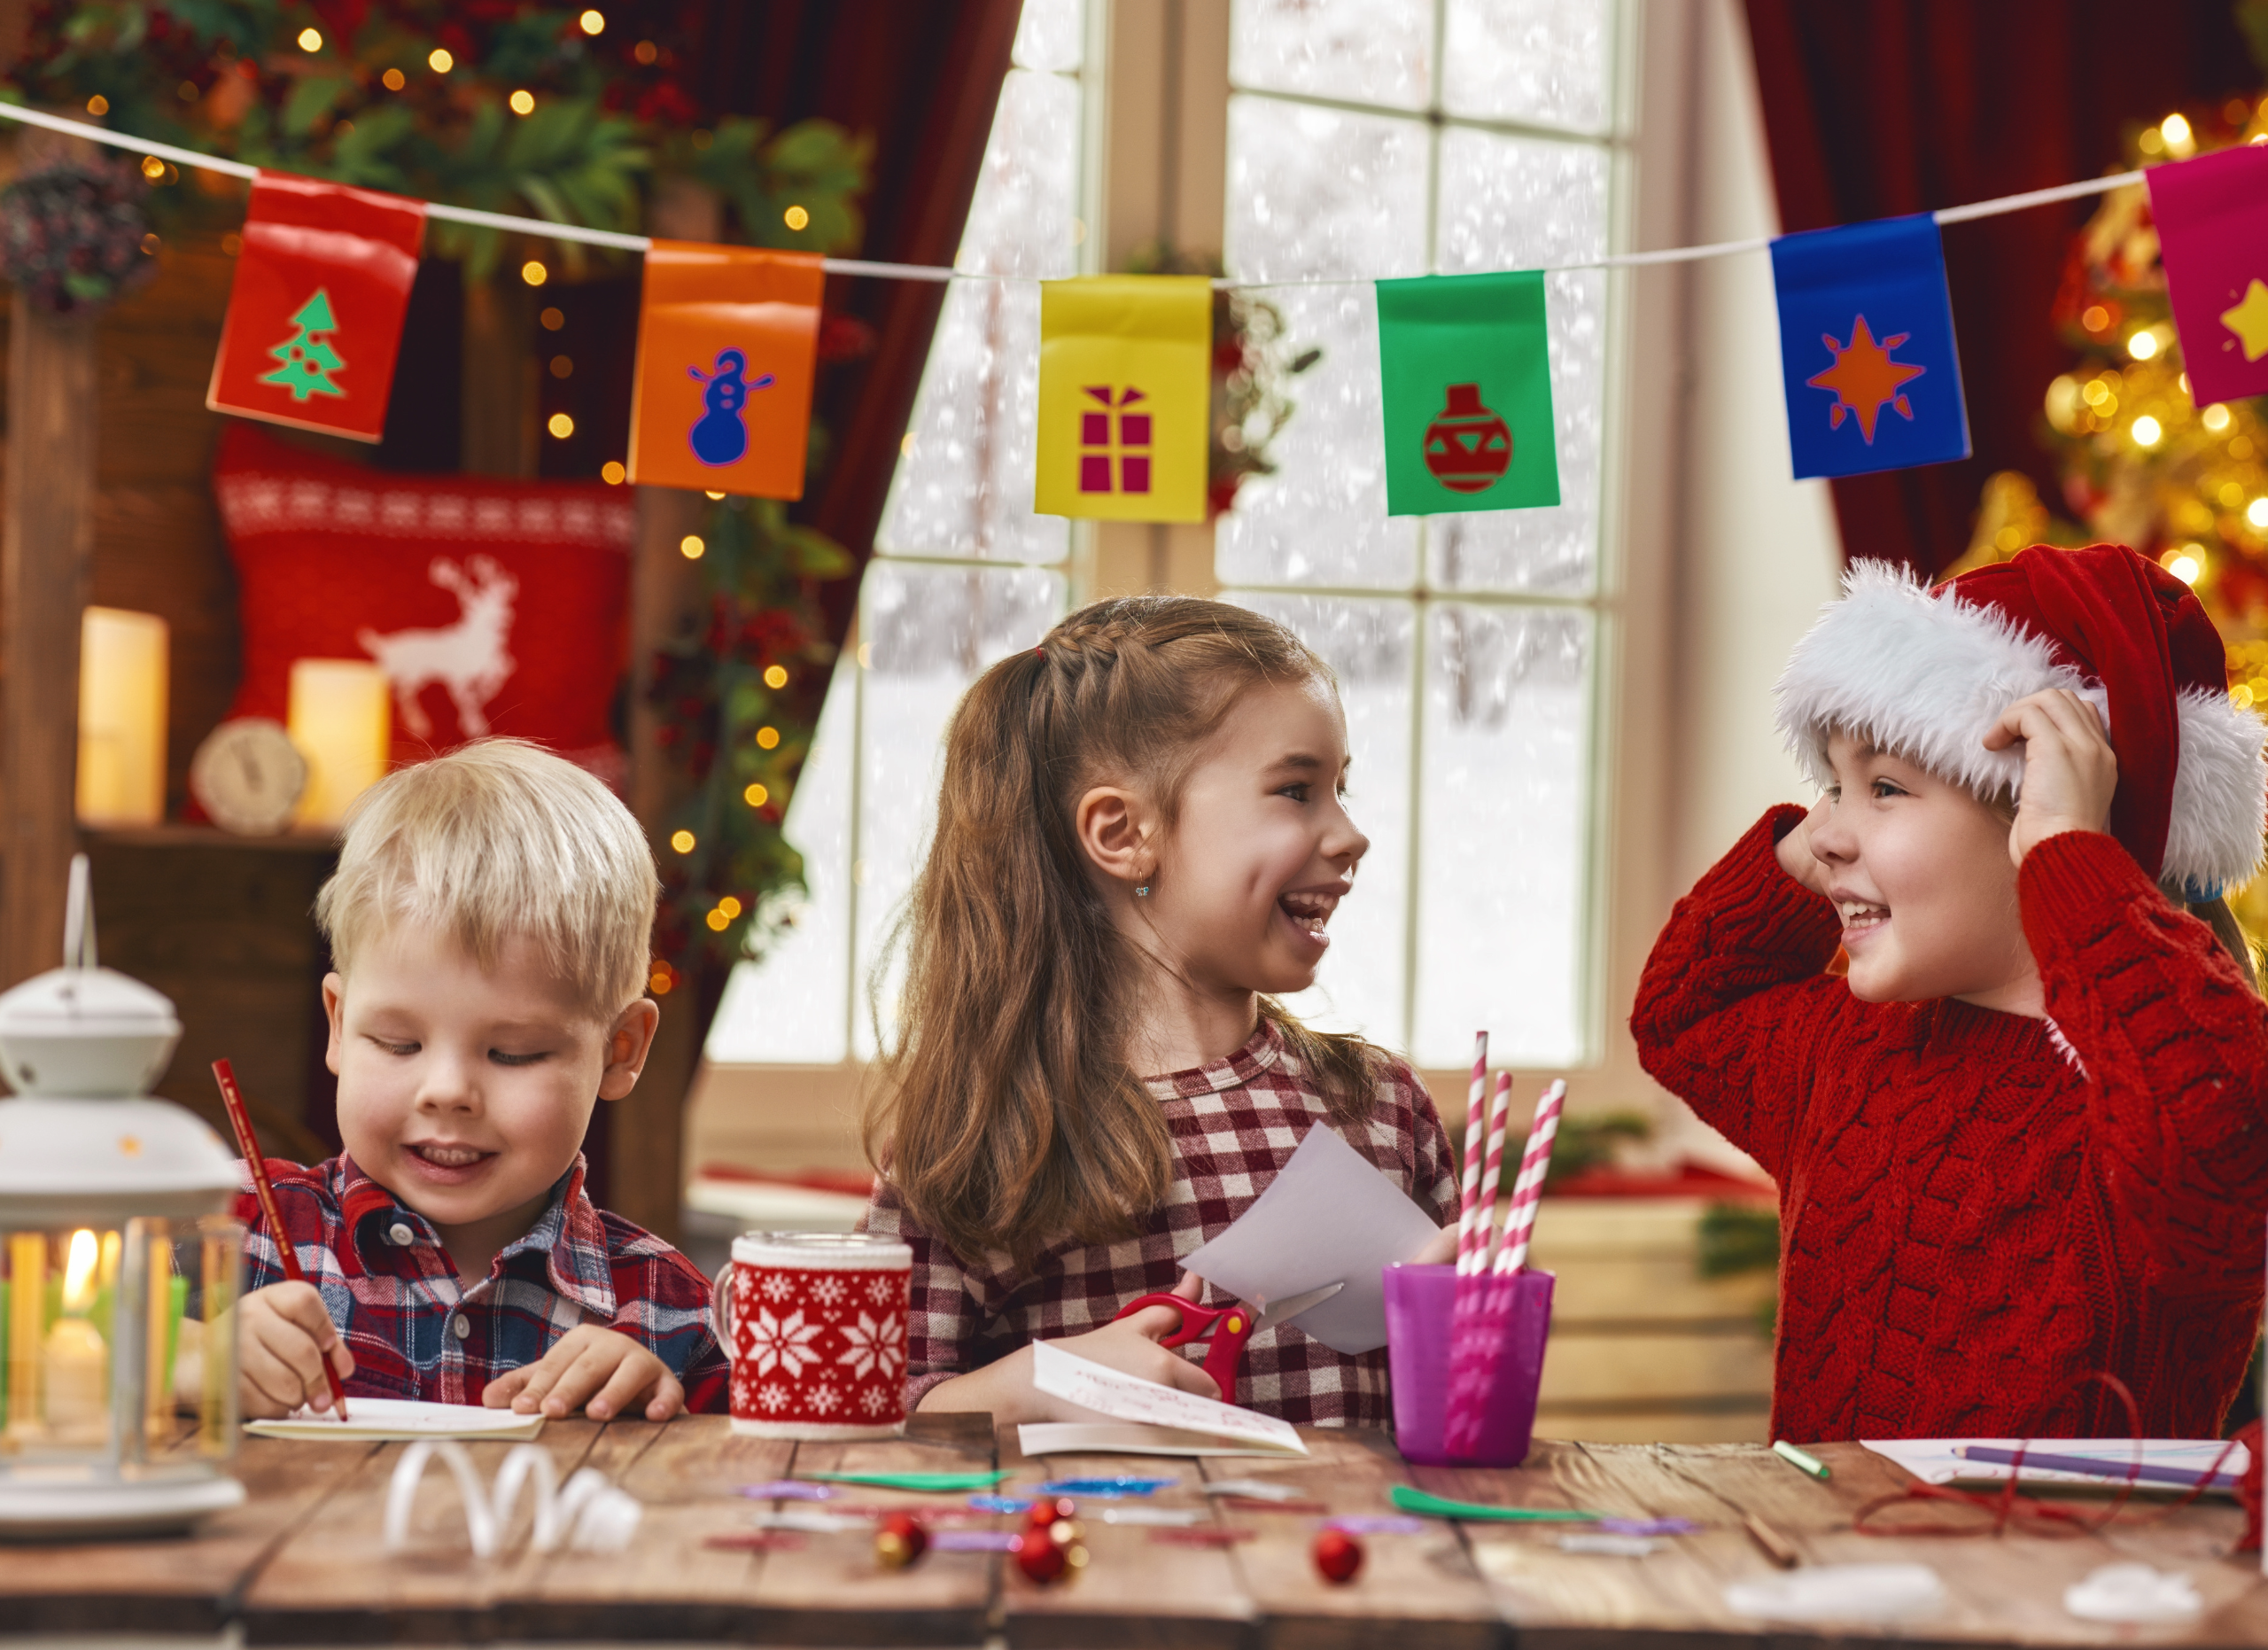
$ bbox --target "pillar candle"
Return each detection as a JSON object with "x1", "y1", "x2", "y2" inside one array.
[
  {"x1": 287, "y1": 658, "x2": 392, "y2": 828},
  {"x1": 76, "y1": 606, "x2": 168, "y2": 827}
]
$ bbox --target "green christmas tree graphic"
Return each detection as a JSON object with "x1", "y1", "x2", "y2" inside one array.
[{"x1": 259, "y1": 289, "x2": 346, "y2": 402}]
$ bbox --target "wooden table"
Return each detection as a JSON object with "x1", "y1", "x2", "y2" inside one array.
[{"x1": 2, "y1": 1420, "x2": 2263, "y2": 1646}]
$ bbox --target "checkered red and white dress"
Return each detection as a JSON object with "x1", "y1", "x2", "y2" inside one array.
[{"x1": 860, "y1": 1019, "x2": 1458, "y2": 1427}]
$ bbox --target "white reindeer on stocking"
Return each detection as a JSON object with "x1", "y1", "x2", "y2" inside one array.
[{"x1": 358, "y1": 556, "x2": 519, "y2": 740}]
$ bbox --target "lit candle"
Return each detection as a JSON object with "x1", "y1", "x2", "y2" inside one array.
[
  {"x1": 288, "y1": 659, "x2": 392, "y2": 828},
  {"x1": 76, "y1": 607, "x2": 169, "y2": 827},
  {"x1": 43, "y1": 1229, "x2": 108, "y2": 1439}
]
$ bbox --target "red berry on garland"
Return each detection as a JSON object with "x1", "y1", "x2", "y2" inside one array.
[
  {"x1": 1312, "y1": 1527, "x2": 1363, "y2": 1584},
  {"x1": 874, "y1": 1512, "x2": 927, "y2": 1569}
]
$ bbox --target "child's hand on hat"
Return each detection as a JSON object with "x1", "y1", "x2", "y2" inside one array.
[
  {"x1": 237, "y1": 1280, "x2": 356, "y2": 1420},
  {"x1": 1984, "y1": 688, "x2": 2117, "y2": 865},
  {"x1": 485, "y1": 1325, "x2": 686, "y2": 1421}
]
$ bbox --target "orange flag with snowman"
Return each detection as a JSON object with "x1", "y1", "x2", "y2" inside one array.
[
  {"x1": 1035, "y1": 275, "x2": 1212, "y2": 522},
  {"x1": 628, "y1": 243, "x2": 824, "y2": 499}
]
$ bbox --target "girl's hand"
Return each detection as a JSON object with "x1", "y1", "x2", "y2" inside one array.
[
  {"x1": 1773, "y1": 796, "x2": 1836, "y2": 899},
  {"x1": 1982, "y1": 689, "x2": 2118, "y2": 866},
  {"x1": 914, "y1": 1272, "x2": 1219, "y2": 1424}
]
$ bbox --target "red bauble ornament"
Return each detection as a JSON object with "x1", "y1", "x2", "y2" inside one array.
[
  {"x1": 875, "y1": 1512, "x2": 928, "y2": 1570},
  {"x1": 1014, "y1": 1530, "x2": 1068, "y2": 1584},
  {"x1": 1422, "y1": 383, "x2": 1512, "y2": 494},
  {"x1": 1312, "y1": 1527, "x2": 1363, "y2": 1584}
]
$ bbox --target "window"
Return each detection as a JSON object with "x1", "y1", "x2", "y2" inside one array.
[
  {"x1": 705, "y1": 1, "x2": 1093, "y2": 1062},
  {"x1": 1220, "y1": 0, "x2": 1627, "y2": 1067}
]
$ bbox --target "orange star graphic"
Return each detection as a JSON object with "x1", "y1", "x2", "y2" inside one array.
[{"x1": 1806, "y1": 315, "x2": 1926, "y2": 443}]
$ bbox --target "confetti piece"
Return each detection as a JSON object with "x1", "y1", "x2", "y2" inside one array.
[
  {"x1": 1202, "y1": 1478, "x2": 1301, "y2": 1501},
  {"x1": 1152, "y1": 1526, "x2": 1257, "y2": 1546},
  {"x1": 968, "y1": 1493, "x2": 1035, "y2": 1514},
  {"x1": 1390, "y1": 1486, "x2": 1602, "y2": 1522},
  {"x1": 1041, "y1": 1475, "x2": 1177, "y2": 1497},
  {"x1": 803, "y1": 1470, "x2": 1014, "y2": 1492},
  {"x1": 1100, "y1": 1506, "x2": 1207, "y2": 1527},
  {"x1": 703, "y1": 1531, "x2": 806, "y2": 1551},
  {"x1": 1598, "y1": 1516, "x2": 1699, "y2": 1537},
  {"x1": 748, "y1": 1510, "x2": 869, "y2": 1533},
  {"x1": 1562, "y1": 1532, "x2": 1660, "y2": 1557},
  {"x1": 1222, "y1": 1498, "x2": 1330, "y2": 1514}
]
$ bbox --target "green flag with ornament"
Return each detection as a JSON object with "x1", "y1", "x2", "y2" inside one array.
[{"x1": 1375, "y1": 270, "x2": 1560, "y2": 516}]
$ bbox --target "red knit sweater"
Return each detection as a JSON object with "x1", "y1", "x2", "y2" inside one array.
[{"x1": 1633, "y1": 806, "x2": 2268, "y2": 1443}]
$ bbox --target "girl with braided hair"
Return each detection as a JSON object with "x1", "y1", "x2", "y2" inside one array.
[{"x1": 859, "y1": 595, "x2": 1461, "y2": 1426}]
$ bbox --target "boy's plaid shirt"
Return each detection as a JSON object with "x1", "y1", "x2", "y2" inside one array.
[
  {"x1": 862, "y1": 1020, "x2": 1458, "y2": 1427},
  {"x1": 237, "y1": 1152, "x2": 727, "y2": 1413}
]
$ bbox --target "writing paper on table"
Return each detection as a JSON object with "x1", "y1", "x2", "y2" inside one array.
[
  {"x1": 1022, "y1": 1340, "x2": 1308, "y2": 1458},
  {"x1": 245, "y1": 1396, "x2": 545, "y2": 1442},
  {"x1": 1862, "y1": 1437, "x2": 2248, "y2": 1496},
  {"x1": 1182, "y1": 1122, "x2": 1442, "y2": 1355}
]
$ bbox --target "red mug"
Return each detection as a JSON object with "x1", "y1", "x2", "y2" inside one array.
[{"x1": 713, "y1": 1231, "x2": 913, "y2": 1439}]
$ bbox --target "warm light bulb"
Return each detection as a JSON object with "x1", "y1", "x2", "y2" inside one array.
[
  {"x1": 2163, "y1": 113, "x2": 2195, "y2": 154},
  {"x1": 509, "y1": 89, "x2": 536, "y2": 115},
  {"x1": 383, "y1": 66, "x2": 406, "y2": 90},
  {"x1": 2205, "y1": 403, "x2": 2232, "y2": 433},
  {"x1": 784, "y1": 205, "x2": 810, "y2": 231},
  {"x1": 763, "y1": 665, "x2": 788, "y2": 689},
  {"x1": 680, "y1": 533, "x2": 705, "y2": 559},
  {"x1": 429, "y1": 47, "x2": 454, "y2": 73},
  {"x1": 671, "y1": 829, "x2": 695, "y2": 854},
  {"x1": 756, "y1": 726, "x2": 781, "y2": 750},
  {"x1": 2132, "y1": 415, "x2": 2163, "y2": 448},
  {"x1": 547, "y1": 412, "x2": 574, "y2": 439},
  {"x1": 580, "y1": 9, "x2": 606, "y2": 34},
  {"x1": 140, "y1": 154, "x2": 164, "y2": 180},
  {"x1": 2166, "y1": 552, "x2": 2202, "y2": 585},
  {"x1": 521, "y1": 261, "x2": 548, "y2": 287},
  {"x1": 744, "y1": 782, "x2": 769, "y2": 807},
  {"x1": 2248, "y1": 499, "x2": 2268, "y2": 529},
  {"x1": 85, "y1": 94, "x2": 108, "y2": 116},
  {"x1": 704, "y1": 489, "x2": 726, "y2": 500},
  {"x1": 2081, "y1": 305, "x2": 2109, "y2": 333},
  {"x1": 62, "y1": 1229, "x2": 99, "y2": 1313},
  {"x1": 705, "y1": 909, "x2": 729, "y2": 932},
  {"x1": 2128, "y1": 330, "x2": 2159, "y2": 361},
  {"x1": 720, "y1": 896, "x2": 743, "y2": 919},
  {"x1": 602, "y1": 461, "x2": 625, "y2": 485},
  {"x1": 298, "y1": 26, "x2": 322, "y2": 51}
]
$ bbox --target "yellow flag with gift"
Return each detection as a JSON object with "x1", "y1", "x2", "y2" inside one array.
[{"x1": 1035, "y1": 275, "x2": 1212, "y2": 522}]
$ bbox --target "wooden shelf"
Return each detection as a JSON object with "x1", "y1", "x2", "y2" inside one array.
[{"x1": 82, "y1": 823, "x2": 339, "y2": 852}]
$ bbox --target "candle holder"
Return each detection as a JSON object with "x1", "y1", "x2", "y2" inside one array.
[{"x1": 0, "y1": 856, "x2": 245, "y2": 1538}]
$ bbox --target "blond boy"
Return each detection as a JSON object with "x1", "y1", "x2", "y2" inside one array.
[{"x1": 234, "y1": 740, "x2": 725, "y2": 1420}]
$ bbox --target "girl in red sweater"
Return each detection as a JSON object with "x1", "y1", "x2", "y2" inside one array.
[{"x1": 1635, "y1": 543, "x2": 2268, "y2": 1442}]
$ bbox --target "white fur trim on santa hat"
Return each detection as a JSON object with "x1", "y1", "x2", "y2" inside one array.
[{"x1": 1774, "y1": 558, "x2": 2268, "y2": 891}]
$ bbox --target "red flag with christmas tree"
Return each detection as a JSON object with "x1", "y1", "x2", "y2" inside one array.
[{"x1": 207, "y1": 171, "x2": 426, "y2": 442}]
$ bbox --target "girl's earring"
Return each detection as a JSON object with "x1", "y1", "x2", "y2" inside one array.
[{"x1": 1136, "y1": 879, "x2": 1151, "y2": 898}]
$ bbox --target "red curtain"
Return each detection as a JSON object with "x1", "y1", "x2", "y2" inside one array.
[
  {"x1": 1744, "y1": 0, "x2": 2261, "y2": 575},
  {"x1": 682, "y1": 0, "x2": 1024, "y2": 639}
]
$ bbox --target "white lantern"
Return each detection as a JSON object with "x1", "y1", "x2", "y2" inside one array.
[{"x1": 0, "y1": 856, "x2": 245, "y2": 1537}]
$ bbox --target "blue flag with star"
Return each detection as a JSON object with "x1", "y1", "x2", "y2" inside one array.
[{"x1": 1770, "y1": 214, "x2": 1970, "y2": 481}]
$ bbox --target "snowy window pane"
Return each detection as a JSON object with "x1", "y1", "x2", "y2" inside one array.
[
  {"x1": 1225, "y1": 591, "x2": 1414, "y2": 1049},
  {"x1": 1410, "y1": 605, "x2": 1592, "y2": 1067},
  {"x1": 851, "y1": 562, "x2": 1068, "y2": 1060},
  {"x1": 1012, "y1": 0, "x2": 1084, "y2": 72},
  {"x1": 1231, "y1": 0, "x2": 1434, "y2": 112},
  {"x1": 1216, "y1": 95, "x2": 1428, "y2": 588},
  {"x1": 1441, "y1": 0, "x2": 1612, "y2": 134},
  {"x1": 874, "y1": 67, "x2": 1080, "y2": 564},
  {"x1": 703, "y1": 650, "x2": 858, "y2": 1064}
]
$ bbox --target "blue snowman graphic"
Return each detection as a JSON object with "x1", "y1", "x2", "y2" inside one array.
[{"x1": 687, "y1": 347, "x2": 776, "y2": 467}]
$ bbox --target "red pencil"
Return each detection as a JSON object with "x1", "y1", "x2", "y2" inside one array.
[{"x1": 212, "y1": 1058, "x2": 349, "y2": 1421}]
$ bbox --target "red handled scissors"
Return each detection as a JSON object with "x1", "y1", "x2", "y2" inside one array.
[{"x1": 1111, "y1": 1280, "x2": 1344, "y2": 1398}]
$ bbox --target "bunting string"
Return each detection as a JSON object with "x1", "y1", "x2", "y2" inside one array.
[{"x1": 0, "y1": 99, "x2": 2156, "y2": 289}]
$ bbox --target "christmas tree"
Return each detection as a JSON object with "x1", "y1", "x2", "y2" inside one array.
[{"x1": 257, "y1": 289, "x2": 345, "y2": 401}]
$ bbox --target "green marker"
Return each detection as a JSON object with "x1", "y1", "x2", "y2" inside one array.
[{"x1": 1772, "y1": 1439, "x2": 1831, "y2": 1481}]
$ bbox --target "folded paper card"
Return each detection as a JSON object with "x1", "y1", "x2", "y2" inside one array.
[
  {"x1": 1182, "y1": 1122, "x2": 1443, "y2": 1354},
  {"x1": 1861, "y1": 1437, "x2": 2248, "y2": 1497},
  {"x1": 246, "y1": 1396, "x2": 544, "y2": 1442},
  {"x1": 1027, "y1": 1340, "x2": 1307, "y2": 1457}
]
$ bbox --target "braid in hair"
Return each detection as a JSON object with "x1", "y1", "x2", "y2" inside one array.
[{"x1": 867, "y1": 595, "x2": 1383, "y2": 1264}]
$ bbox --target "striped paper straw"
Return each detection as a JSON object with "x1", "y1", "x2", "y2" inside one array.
[
  {"x1": 1495, "y1": 1080, "x2": 1567, "y2": 1277},
  {"x1": 1471, "y1": 1070, "x2": 1514, "y2": 1273},
  {"x1": 1455, "y1": 1031, "x2": 1489, "y2": 1270}
]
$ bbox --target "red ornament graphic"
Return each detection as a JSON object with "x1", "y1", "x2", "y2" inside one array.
[{"x1": 1421, "y1": 383, "x2": 1512, "y2": 494}]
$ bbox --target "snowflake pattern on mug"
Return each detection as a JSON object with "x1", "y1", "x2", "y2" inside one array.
[{"x1": 730, "y1": 1261, "x2": 911, "y2": 1431}]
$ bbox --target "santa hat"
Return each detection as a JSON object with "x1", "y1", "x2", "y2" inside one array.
[{"x1": 1774, "y1": 543, "x2": 2267, "y2": 896}]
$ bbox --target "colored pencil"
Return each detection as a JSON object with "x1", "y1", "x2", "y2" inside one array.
[{"x1": 212, "y1": 1058, "x2": 348, "y2": 1421}]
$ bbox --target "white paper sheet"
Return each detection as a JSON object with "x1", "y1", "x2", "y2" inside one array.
[
  {"x1": 1029, "y1": 1340, "x2": 1307, "y2": 1455},
  {"x1": 1181, "y1": 1122, "x2": 1444, "y2": 1354},
  {"x1": 246, "y1": 1396, "x2": 545, "y2": 1442},
  {"x1": 1861, "y1": 1437, "x2": 2248, "y2": 1496},
  {"x1": 1017, "y1": 1422, "x2": 1304, "y2": 1459}
]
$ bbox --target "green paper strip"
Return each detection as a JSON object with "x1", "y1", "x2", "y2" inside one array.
[
  {"x1": 1390, "y1": 1485, "x2": 1601, "y2": 1522},
  {"x1": 803, "y1": 1470, "x2": 1013, "y2": 1492}
]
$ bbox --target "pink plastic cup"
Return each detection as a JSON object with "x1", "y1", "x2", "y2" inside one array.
[{"x1": 1382, "y1": 1263, "x2": 1554, "y2": 1467}]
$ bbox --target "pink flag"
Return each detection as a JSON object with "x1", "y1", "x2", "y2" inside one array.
[{"x1": 2148, "y1": 143, "x2": 2268, "y2": 404}]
